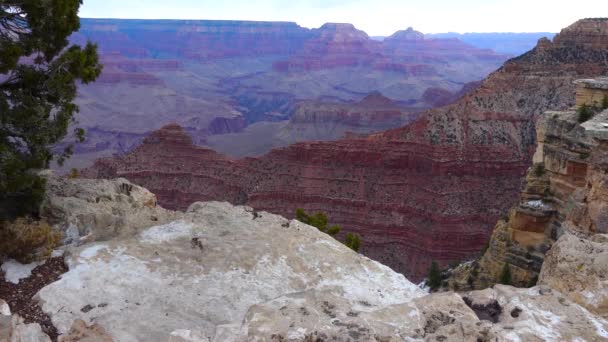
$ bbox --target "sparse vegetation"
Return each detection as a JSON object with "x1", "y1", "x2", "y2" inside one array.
[
  {"x1": 499, "y1": 263, "x2": 512, "y2": 285},
  {"x1": 577, "y1": 104, "x2": 595, "y2": 123},
  {"x1": 527, "y1": 275, "x2": 539, "y2": 288},
  {"x1": 0, "y1": 218, "x2": 62, "y2": 263},
  {"x1": 344, "y1": 233, "x2": 361, "y2": 252},
  {"x1": 481, "y1": 240, "x2": 490, "y2": 255},
  {"x1": 426, "y1": 260, "x2": 442, "y2": 291},
  {"x1": 295, "y1": 208, "x2": 361, "y2": 252},
  {"x1": 533, "y1": 163, "x2": 546, "y2": 177},
  {"x1": 68, "y1": 168, "x2": 80, "y2": 179},
  {"x1": 602, "y1": 95, "x2": 608, "y2": 110}
]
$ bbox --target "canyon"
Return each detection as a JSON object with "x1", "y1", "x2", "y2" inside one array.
[
  {"x1": 60, "y1": 19, "x2": 518, "y2": 170},
  {"x1": 83, "y1": 19, "x2": 608, "y2": 281}
]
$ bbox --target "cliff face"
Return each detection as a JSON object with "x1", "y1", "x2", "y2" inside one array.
[
  {"x1": 448, "y1": 87, "x2": 608, "y2": 291},
  {"x1": 83, "y1": 19, "x2": 608, "y2": 281}
]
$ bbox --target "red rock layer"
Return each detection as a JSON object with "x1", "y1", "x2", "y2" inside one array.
[{"x1": 84, "y1": 19, "x2": 608, "y2": 281}]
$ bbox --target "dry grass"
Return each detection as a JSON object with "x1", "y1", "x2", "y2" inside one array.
[{"x1": 0, "y1": 218, "x2": 62, "y2": 263}]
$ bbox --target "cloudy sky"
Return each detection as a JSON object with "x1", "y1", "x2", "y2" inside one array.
[{"x1": 80, "y1": 0, "x2": 605, "y2": 35}]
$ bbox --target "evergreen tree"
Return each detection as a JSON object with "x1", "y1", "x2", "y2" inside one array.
[
  {"x1": 499, "y1": 263, "x2": 512, "y2": 285},
  {"x1": 0, "y1": 0, "x2": 102, "y2": 219},
  {"x1": 427, "y1": 261, "x2": 442, "y2": 291}
]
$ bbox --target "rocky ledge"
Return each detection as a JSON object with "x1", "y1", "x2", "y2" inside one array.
[{"x1": 1, "y1": 174, "x2": 608, "y2": 341}]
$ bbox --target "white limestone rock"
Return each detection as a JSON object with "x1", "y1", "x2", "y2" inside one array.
[
  {"x1": 36, "y1": 202, "x2": 423, "y2": 341},
  {"x1": 40, "y1": 173, "x2": 180, "y2": 242},
  {"x1": 540, "y1": 233, "x2": 608, "y2": 318}
]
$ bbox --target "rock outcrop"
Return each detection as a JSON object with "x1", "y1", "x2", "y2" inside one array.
[
  {"x1": 447, "y1": 78, "x2": 608, "y2": 291},
  {"x1": 4, "y1": 174, "x2": 605, "y2": 341},
  {"x1": 84, "y1": 19, "x2": 608, "y2": 280}
]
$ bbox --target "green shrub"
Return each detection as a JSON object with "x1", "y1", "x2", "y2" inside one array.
[
  {"x1": 499, "y1": 263, "x2": 512, "y2": 285},
  {"x1": 533, "y1": 163, "x2": 545, "y2": 177},
  {"x1": 0, "y1": 218, "x2": 62, "y2": 263},
  {"x1": 295, "y1": 208, "x2": 361, "y2": 250},
  {"x1": 577, "y1": 104, "x2": 595, "y2": 123},
  {"x1": 344, "y1": 233, "x2": 361, "y2": 252},
  {"x1": 602, "y1": 95, "x2": 608, "y2": 110},
  {"x1": 426, "y1": 261, "x2": 442, "y2": 291}
]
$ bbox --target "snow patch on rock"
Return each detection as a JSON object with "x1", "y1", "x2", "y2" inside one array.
[{"x1": 1, "y1": 259, "x2": 43, "y2": 284}]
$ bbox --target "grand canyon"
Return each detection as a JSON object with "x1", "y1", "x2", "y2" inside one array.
[
  {"x1": 82, "y1": 19, "x2": 608, "y2": 280},
  {"x1": 3, "y1": 1, "x2": 608, "y2": 340},
  {"x1": 60, "y1": 19, "x2": 549, "y2": 170}
]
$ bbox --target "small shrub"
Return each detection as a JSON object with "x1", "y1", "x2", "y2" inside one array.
[
  {"x1": 499, "y1": 263, "x2": 512, "y2": 285},
  {"x1": 533, "y1": 163, "x2": 545, "y2": 177},
  {"x1": 577, "y1": 104, "x2": 595, "y2": 123},
  {"x1": 68, "y1": 168, "x2": 79, "y2": 179},
  {"x1": 295, "y1": 208, "x2": 358, "y2": 248},
  {"x1": 602, "y1": 95, "x2": 608, "y2": 110},
  {"x1": 527, "y1": 275, "x2": 539, "y2": 288},
  {"x1": 426, "y1": 261, "x2": 442, "y2": 291},
  {"x1": 344, "y1": 233, "x2": 361, "y2": 252},
  {"x1": 0, "y1": 218, "x2": 62, "y2": 263},
  {"x1": 481, "y1": 241, "x2": 490, "y2": 255}
]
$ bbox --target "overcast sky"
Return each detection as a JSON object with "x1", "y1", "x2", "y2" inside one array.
[{"x1": 79, "y1": 0, "x2": 605, "y2": 35}]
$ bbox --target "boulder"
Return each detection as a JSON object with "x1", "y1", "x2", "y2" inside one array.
[
  {"x1": 40, "y1": 172, "x2": 180, "y2": 243},
  {"x1": 36, "y1": 201, "x2": 423, "y2": 341},
  {"x1": 58, "y1": 319, "x2": 113, "y2": 342},
  {"x1": 539, "y1": 233, "x2": 608, "y2": 318}
]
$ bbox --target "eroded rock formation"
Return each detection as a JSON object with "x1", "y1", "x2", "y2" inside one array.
[
  {"x1": 84, "y1": 19, "x2": 608, "y2": 280},
  {"x1": 447, "y1": 79, "x2": 608, "y2": 292}
]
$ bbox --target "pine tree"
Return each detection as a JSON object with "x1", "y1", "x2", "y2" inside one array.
[{"x1": 1, "y1": 1, "x2": 102, "y2": 219}]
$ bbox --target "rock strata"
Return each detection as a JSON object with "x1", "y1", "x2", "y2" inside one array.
[
  {"x1": 448, "y1": 84, "x2": 608, "y2": 290},
  {"x1": 85, "y1": 19, "x2": 608, "y2": 280}
]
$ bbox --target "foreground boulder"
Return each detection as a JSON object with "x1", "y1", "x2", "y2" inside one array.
[{"x1": 540, "y1": 233, "x2": 608, "y2": 318}]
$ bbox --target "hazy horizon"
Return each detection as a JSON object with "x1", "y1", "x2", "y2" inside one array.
[
  {"x1": 78, "y1": 17, "x2": 558, "y2": 36},
  {"x1": 79, "y1": 0, "x2": 603, "y2": 36}
]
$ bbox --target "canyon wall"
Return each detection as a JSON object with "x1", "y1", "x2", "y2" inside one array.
[
  {"x1": 84, "y1": 19, "x2": 608, "y2": 281},
  {"x1": 448, "y1": 86, "x2": 608, "y2": 290}
]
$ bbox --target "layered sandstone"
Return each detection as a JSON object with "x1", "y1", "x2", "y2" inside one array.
[
  {"x1": 84, "y1": 19, "x2": 608, "y2": 281},
  {"x1": 447, "y1": 81, "x2": 608, "y2": 290}
]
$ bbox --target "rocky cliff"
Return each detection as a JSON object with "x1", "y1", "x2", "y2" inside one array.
[
  {"x1": 83, "y1": 19, "x2": 608, "y2": 281},
  {"x1": 448, "y1": 95, "x2": 608, "y2": 293},
  {"x1": 2, "y1": 174, "x2": 608, "y2": 341}
]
